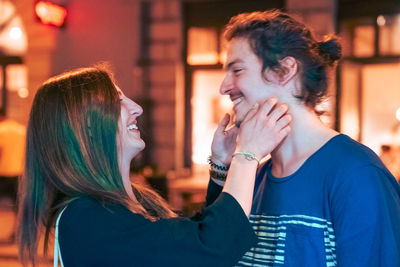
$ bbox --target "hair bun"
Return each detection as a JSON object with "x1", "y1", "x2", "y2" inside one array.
[{"x1": 317, "y1": 36, "x2": 342, "y2": 65}]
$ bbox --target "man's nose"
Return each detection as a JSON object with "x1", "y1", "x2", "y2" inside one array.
[{"x1": 219, "y1": 75, "x2": 232, "y2": 95}]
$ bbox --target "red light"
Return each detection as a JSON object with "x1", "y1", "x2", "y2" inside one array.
[{"x1": 35, "y1": 1, "x2": 67, "y2": 27}]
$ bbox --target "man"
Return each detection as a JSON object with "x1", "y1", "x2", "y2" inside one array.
[{"x1": 207, "y1": 10, "x2": 400, "y2": 266}]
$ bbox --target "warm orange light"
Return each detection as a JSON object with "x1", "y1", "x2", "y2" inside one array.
[
  {"x1": 35, "y1": 1, "x2": 67, "y2": 27},
  {"x1": 191, "y1": 70, "x2": 229, "y2": 165},
  {"x1": 9, "y1": 26, "x2": 22, "y2": 40},
  {"x1": 396, "y1": 108, "x2": 400, "y2": 121},
  {"x1": 187, "y1": 53, "x2": 219, "y2": 65}
]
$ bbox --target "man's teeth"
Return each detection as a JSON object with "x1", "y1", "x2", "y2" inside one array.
[
  {"x1": 233, "y1": 97, "x2": 243, "y2": 105},
  {"x1": 128, "y1": 124, "x2": 138, "y2": 130}
]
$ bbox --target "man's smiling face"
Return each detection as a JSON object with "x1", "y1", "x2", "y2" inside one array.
[{"x1": 220, "y1": 37, "x2": 278, "y2": 126}]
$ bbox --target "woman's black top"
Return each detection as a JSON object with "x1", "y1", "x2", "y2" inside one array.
[{"x1": 59, "y1": 192, "x2": 258, "y2": 267}]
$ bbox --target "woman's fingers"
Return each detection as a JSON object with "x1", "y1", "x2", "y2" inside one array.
[
  {"x1": 276, "y1": 114, "x2": 292, "y2": 140},
  {"x1": 225, "y1": 124, "x2": 239, "y2": 135},
  {"x1": 280, "y1": 125, "x2": 291, "y2": 137},
  {"x1": 216, "y1": 113, "x2": 230, "y2": 132},
  {"x1": 241, "y1": 103, "x2": 259, "y2": 124},
  {"x1": 275, "y1": 113, "x2": 292, "y2": 130},
  {"x1": 237, "y1": 97, "x2": 292, "y2": 159},
  {"x1": 258, "y1": 98, "x2": 278, "y2": 117},
  {"x1": 267, "y1": 103, "x2": 289, "y2": 122}
]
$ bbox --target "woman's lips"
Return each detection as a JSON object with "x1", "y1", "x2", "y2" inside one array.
[{"x1": 127, "y1": 124, "x2": 138, "y2": 131}]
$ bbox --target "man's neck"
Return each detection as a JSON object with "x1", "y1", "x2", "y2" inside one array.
[{"x1": 270, "y1": 107, "x2": 338, "y2": 178}]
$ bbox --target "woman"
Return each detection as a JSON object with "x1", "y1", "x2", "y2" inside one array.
[
  {"x1": 17, "y1": 65, "x2": 291, "y2": 266},
  {"x1": 208, "y1": 9, "x2": 400, "y2": 266}
]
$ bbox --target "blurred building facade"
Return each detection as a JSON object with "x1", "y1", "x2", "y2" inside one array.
[
  {"x1": 3, "y1": 0, "x2": 400, "y2": 181},
  {"x1": 2, "y1": 1, "x2": 400, "y2": 263}
]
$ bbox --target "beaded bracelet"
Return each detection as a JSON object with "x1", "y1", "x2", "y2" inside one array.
[
  {"x1": 207, "y1": 156, "x2": 230, "y2": 171},
  {"x1": 232, "y1": 152, "x2": 260, "y2": 165},
  {"x1": 209, "y1": 169, "x2": 227, "y2": 182}
]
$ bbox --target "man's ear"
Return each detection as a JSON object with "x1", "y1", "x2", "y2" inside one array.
[{"x1": 278, "y1": 56, "x2": 298, "y2": 86}]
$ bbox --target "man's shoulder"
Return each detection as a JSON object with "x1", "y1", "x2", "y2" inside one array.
[
  {"x1": 319, "y1": 134, "x2": 384, "y2": 168},
  {"x1": 325, "y1": 136, "x2": 399, "y2": 193}
]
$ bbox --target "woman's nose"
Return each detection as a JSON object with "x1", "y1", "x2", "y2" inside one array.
[{"x1": 129, "y1": 101, "x2": 143, "y2": 116}]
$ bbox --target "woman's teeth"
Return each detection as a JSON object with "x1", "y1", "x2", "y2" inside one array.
[{"x1": 128, "y1": 124, "x2": 138, "y2": 130}]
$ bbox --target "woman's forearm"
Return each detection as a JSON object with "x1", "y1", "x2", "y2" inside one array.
[{"x1": 222, "y1": 155, "x2": 258, "y2": 217}]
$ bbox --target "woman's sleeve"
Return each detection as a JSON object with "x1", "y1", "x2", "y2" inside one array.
[
  {"x1": 330, "y1": 165, "x2": 400, "y2": 267},
  {"x1": 205, "y1": 178, "x2": 223, "y2": 206},
  {"x1": 148, "y1": 192, "x2": 257, "y2": 266},
  {"x1": 60, "y1": 193, "x2": 257, "y2": 267}
]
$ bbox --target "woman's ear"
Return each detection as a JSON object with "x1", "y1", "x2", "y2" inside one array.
[{"x1": 278, "y1": 56, "x2": 298, "y2": 86}]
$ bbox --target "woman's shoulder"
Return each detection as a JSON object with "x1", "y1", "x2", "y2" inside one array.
[
  {"x1": 65, "y1": 196, "x2": 110, "y2": 217},
  {"x1": 60, "y1": 196, "x2": 108, "y2": 229},
  {"x1": 60, "y1": 196, "x2": 148, "y2": 232}
]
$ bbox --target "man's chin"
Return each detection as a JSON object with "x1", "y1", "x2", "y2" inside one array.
[
  {"x1": 233, "y1": 106, "x2": 253, "y2": 128},
  {"x1": 233, "y1": 111, "x2": 246, "y2": 128},
  {"x1": 232, "y1": 113, "x2": 243, "y2": 128}
]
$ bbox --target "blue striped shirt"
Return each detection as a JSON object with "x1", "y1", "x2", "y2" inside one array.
[{"x1": 232, "y1": 134, "x2": 400, "y2": 266}]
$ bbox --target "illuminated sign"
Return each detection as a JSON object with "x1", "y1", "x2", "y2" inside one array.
[{"x1": 35, "y1": 1, "x2": 67, "y2": 27}]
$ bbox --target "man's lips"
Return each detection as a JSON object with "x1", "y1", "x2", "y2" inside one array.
[
  {"x1": 230, "y1": 94, "x2": 242, "y2": 102},
  {"x1": 229, "y1": 94, "x2": 244, "y2": 113},
  {"x1": 232, "y1": 97, "x2": 243, "y2": 105}
]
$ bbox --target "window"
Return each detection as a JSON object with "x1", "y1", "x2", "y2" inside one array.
[
  {"x1": 0, "y1": 0, "x2": 28, "y2": 115},
  {"x1": 183, "y1": 0, "x2": 284, "y2": 169},
  {"x1": 339, "y1": 8, "x2": 400, "y2": 179}
]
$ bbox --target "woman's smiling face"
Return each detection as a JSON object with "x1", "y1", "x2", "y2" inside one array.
[{"x1": 116, "y1": 86, "x2": 145, "y2": 162}]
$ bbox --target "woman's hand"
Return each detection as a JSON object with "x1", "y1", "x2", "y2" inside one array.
[
  {"x1": 236, "y1": 98, "x2": 291, "y2": 160},
  {"x1": 211, "y1": 113, "x2": 239, "y2": 165}
]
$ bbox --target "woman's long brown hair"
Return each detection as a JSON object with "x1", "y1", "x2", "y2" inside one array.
[{"x1": 17, "y1": 65, "x2": 176, "y2": 266}]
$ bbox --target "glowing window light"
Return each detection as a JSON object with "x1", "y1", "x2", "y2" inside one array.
[
  {"x1": 6, "y1": 65, "x2": 27, "y2": 92},
  {"x1": 35, "y1": 1, "x2": 67, "y2": 27},
  {"x1": 191, "y1": 70, "x2": 227, "y2": 165},
  {"x1": 0, "y1": 1, "x2": 27, "y2": 55},
  {"x1": 353, "y1": 25, "x2": 375, "y2": 57},
  {"x1": 396, "y1": 107, "x2": 400, "y2": 121},
  {"x1": 219, "y1": 50, "x2": 227, "y2": 65},
  {"x1": 9, "y1": 26, "x2": 22, "y2": 40},
  {"x1": 18, "y1": 88, "x2": 29, "y2": 99},
  {"x1": 187, "y1": 28, "x2": 219, "y2": 65},
  {"x1": 377, "y1": 15, "x2": 386, "y2": 27}
]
